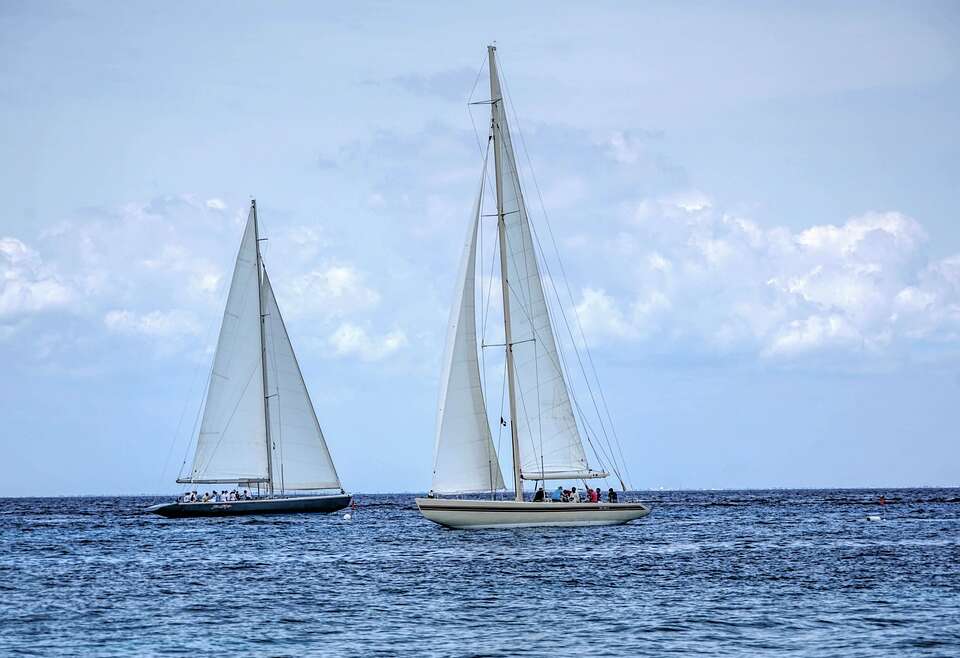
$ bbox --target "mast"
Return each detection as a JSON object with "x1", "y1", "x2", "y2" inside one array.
[
  {"x1": 252, "y1": 199, "x2": 275, "y2": 496},
  {"x1": 489, "y1": 45, "x2": 523, "y2": 503}
]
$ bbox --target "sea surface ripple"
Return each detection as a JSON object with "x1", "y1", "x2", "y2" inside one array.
[{"x1": 1, "y1": 489, "x2": 958, "y2": 656}]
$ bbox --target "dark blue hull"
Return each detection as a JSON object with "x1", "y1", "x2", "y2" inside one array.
[{"x1": 146, "y1": 494, "x2": 352, "y2": 518}]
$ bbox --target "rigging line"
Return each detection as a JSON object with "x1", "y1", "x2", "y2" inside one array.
[
  {"x1": 498, "y1": 62, "x2": 631, "y2": 488},
  {"x1": 174, "y1": 362, "x2": 211, "y2": 487},
  {"x1": 160, "y1": 332, "x2": 215, "y2": 491},
  {"x1": 466, "y1": 53, "x2": 491, "y2": 159}
]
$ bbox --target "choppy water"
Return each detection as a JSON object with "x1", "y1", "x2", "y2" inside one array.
[{"x1": 1, "y1": 489, "x2": 958, "y2": 656}]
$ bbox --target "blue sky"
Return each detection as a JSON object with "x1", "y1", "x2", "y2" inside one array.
[{"x1": 2, "y1": 1, "x2": 958, "y2": 495}]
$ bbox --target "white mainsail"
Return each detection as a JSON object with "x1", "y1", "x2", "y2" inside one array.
[
  {"x1": 431, "y1": 178, "x2": 506, "y2": 494},
  {"x1": 490, "y1": 52, "x2": 602, "y2": 482},
  {"x1": 262, "y1": 271, "x2": 342, "y2": 490},
  {"x1": 181, "y1": 202, "x2": 343, "y2": 492},
  {"x1": 187, "y1": 208, "x2": 270, "y2": 483}
]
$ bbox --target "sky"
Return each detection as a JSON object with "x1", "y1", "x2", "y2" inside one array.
[{"x1": 1, "y1": 1, "x2": 958, "y2": 495}]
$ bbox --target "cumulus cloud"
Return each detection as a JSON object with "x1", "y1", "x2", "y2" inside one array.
[
  {"x1": 3, "y1": 196, "x2": 407, "y2": 365},
  {"x1": 604, "y1": 130, "x2": 664, "y2": 166},
  {"x1": 0, "y1": 237, "x2": 72, "y2": 320},
  {"x1": 570, "y1": 195, "x2": 960, "y2": 363},
  {"x1": 327, "y1": 323, "x2": 407, "y2": 361},
  {"x1": 282, "y1": 265, "x2": 381, "y2": 319}
]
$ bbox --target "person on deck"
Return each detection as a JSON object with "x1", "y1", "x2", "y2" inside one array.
[
  {"x1": 551, "y1": 486, "x2": 563, "y2": 502},
  {"x1": 570, "y1": 487, "x2": 581, "y2": 503},
  {"x1": 586, "y1": 488, "x2": 596, "y2": 503},
  {"x1": 608, "y1": 488, "x2": 618, "y2": 503},
  {"x1": 533, "y1": 487, "x2": 545, "y2": 502}
]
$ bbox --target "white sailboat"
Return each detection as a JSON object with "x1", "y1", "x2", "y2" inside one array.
[
  {"x1": 148, "y1": 200, "x2": 351, "y2": 518},
  {"x1": 416, "y1": 46, "x2": 650, "y2": 529}
]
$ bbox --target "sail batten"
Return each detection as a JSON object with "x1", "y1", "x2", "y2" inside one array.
[{"x1": 430, "y1": 164, "x2": 506, "y2": 495}]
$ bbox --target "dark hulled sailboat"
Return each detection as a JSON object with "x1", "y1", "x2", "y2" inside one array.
[{"x1": 148, "y1": 200, "x2": 351, "y2": 518}]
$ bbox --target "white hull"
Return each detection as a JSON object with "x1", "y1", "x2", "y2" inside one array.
[{"x1": 415, "y1": 497, "x2": 650, "y2": 529}]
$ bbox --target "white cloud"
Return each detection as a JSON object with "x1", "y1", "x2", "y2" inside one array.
[
  {"x1": 605, "y1": 132, "x2": 644, "y2": 165},
  {"x1": 572, "y1": 195, "x2": 960, "y2": 362},
  {"x1": 328, "y1": 323, "x2": 407, "y2": 361},
  {"x1": 764, "y1": 314, "x2": 863, "y2": 357},
  {"x1": 141, "y1": 243, "x2": 224, "y2": 299},
  {"x1": 2, "y1": 196, "x2": 404, "y2": 366},
  {"x1": 205, "y1": 198, "x2": 227, "y2": 211},
  {"x1": 0, "y1": 237, "x2": 72, "y2": 319},
  {"x1": 575, "y1": 288, "x2": 634, "y2": 340},
  {"x1": 282, "y1": 265, "x2": 381, "y2": 319},
  {"x1": 104, "y1": 309, "x2": 201, "y2": 338}
]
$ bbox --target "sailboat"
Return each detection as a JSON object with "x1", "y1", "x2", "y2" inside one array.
[
  {"x1": 148, "y1": 200, "x2": 351, "y2": 518},
  {"x1": 415, "y1": 46, "x2": 651, "y2": 529}
]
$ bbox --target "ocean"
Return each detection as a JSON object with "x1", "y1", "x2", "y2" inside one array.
[{"x1": 1, "y1": 489, "x2": 958, "y2": 656}]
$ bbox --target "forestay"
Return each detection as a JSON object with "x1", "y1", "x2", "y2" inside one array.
[
  {"x1": 431, "y1": 175, "x2": 506, "y2": 494},
  {"x1": 491, "y1": 69, "x2": 596, "y2": 481},
  {"x1": 187, "y1": 209, "x2": 270, "y2": 483},
  {"x1": 262, "y1": 273, "x2": 342, "y2": 490}
]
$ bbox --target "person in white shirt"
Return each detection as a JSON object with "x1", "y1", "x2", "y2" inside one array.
[{"x1": 569, "y1": 487, "x2": 581, "y2": 503}]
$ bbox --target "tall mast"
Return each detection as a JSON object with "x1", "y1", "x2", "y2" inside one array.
[
  {"x1": 252, "y1": 199, "x2": 275, "y2": 496},
  {"x1": 489, "y1": 45, "x2": 524, "y2": 502}
]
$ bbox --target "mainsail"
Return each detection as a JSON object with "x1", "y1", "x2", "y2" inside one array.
[
  {"x1": 262, "y1": 272, "x2": 342, "y2": 490},
  {"x1": 431, "y1": 173, "x2": 506, "y2": 494},
  {"x1": 187, "y1": 208, "x2": 270, "y2": 483},
  {"x1": 181, "y1": 202, "x2": 341, "y2": 492},
  {"x1": 489, "y1": 49, "x2": 602, "y2": 482}
]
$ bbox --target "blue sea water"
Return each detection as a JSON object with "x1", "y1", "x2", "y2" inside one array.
[{"x1": 1, "y1": 489, "x2": 958, "y2": 657}]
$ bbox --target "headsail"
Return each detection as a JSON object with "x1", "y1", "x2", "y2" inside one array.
[
  {"x1": 431, "y1": 171, "x2": 506, "y2": 494},
  {"x1": 262, "y1": 271, "x2": 342, "y2": 490},
  {"x1": 186, "y1": 208, "x2": 270, "y2": 484},
  {"x1": 490, "y1": 49, "x2": 599, "y2": 481}
]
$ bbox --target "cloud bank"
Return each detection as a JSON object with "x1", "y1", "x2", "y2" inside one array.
[{"x1": 568, "y1": 194, "x2": 959, "y2": 365}]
